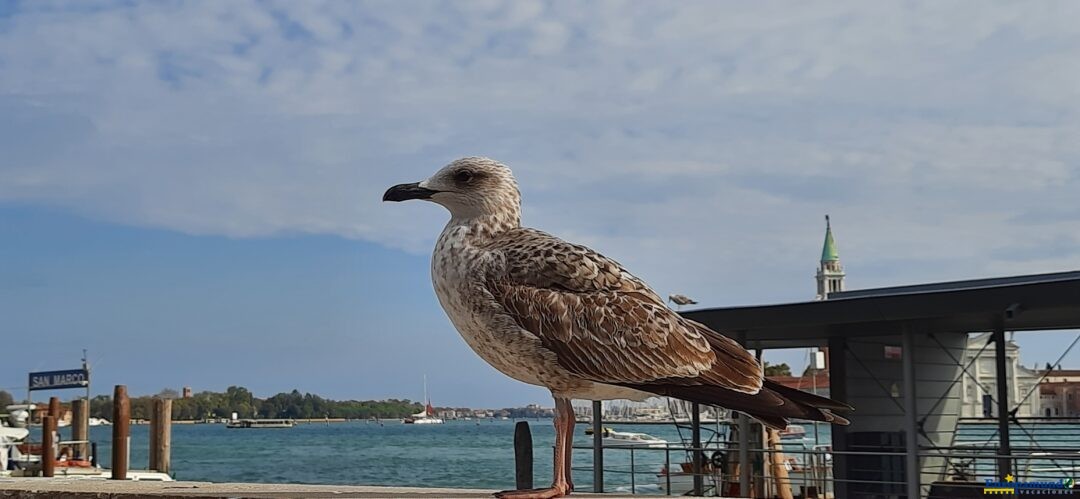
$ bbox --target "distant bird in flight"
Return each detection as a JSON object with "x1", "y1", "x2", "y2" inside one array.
[
  {"x1": 668, "y1": 294, "x2": 698, "y2": 306},
  {"x1": 384, "y1": 157, "x2": 851, "y2": 498}
]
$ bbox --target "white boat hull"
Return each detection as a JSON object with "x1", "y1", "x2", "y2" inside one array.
[{"x1": 405, "y1": 417, "x2": 444, "y2": 424}]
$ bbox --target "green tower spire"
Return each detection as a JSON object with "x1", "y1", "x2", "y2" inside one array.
[{"x1": 821, "y1": 215, "x2": 839, "y2": 262}]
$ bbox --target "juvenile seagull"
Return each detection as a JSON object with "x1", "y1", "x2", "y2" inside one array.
[{"x1": 384, "y1": 157, "x2": 851, "y2": 498}]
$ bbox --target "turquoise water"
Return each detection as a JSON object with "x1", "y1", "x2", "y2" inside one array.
[{"x1": 61, "y1": 420, "x2": 832, "y2": 493}]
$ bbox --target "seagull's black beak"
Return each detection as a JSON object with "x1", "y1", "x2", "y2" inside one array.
[{"x1": 382, "y1": 182, "x2": 438, "y2": 202}]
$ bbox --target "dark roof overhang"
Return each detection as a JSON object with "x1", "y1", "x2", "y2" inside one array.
[{"x1": 682, "y1": 270, "x2": 1080, "y2": 349}]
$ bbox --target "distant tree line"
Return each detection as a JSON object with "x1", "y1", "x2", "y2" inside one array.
[
  {"x1": 84, "y1": 386, "x2": 422, "y2": 421},
  {"x1": 3, "y1": 387, "x2": 550, "y2": 421},
  {"x1": 763, "y1": 362, "x2": 792, "y2": 377}
]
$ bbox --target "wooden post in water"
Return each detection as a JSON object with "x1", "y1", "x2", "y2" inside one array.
[
  {"x1": 151, "y1": 398, "x2": 172, "y2": 473},
  {"x1": 111, "y1": 385, "x2": 129, "y2": 480},
  {"x1": 149, "y1": 403, "x2": 158, "y2": 471},
  {"x1": 767, "y1": 428, "x2": 794, "y2": 499},
  {"x1": 48, "y1": 396, "x2": 61, "y2": 421},
  {"x1": 42, "y1": 415, "x2": 56, "y2": 477},
  {"x1": 72, "y1": 399, "x2": 89, "y2": 459},
  {"x1": 514, "y1": 421, "x2": 533, "y2": 489}
]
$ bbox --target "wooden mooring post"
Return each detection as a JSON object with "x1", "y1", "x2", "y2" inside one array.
[
  {"x1": 514, "y1": 421, "x2": 533, "y2": 489},
  {"x1": 48, "y1": 396, "x2": 61, "y2": 421},
  {"x1": 150, "y1": 398, "x2": 172, "y2": 473},
  {"x1": 111, "y1": 385, "x2": 129, "y2": 480},
  {"x1": 767, "y1": 428, "x2": 794, "y2": 499},
  {"x1": 41, "y1": 415, "x2": 56, "y2": 477},
  {"x1": 72, "y1": 399, "x2": 89, "y2": 459},
  {"x1": 43, "y1": 396, "x2": 62, "y2": 478},
  {"x1": 149, "y1": 402, "x2": 158, "y2": 471}
]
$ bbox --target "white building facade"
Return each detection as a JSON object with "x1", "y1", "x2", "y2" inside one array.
[{"x1": 959, "y1": 332, "x2": 1041, "y2": 418}]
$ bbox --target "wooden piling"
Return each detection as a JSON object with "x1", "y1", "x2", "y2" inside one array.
[
  {"x1": 42, "y1": 415, "x2": 56, "y2": 477},
  {"x1": 72, "y1": 399, "x2": 89, "y2": 459},
  {"x1": 151, "y1": 398, "x2": 172, "y2": 473},
  {"x1": 48, "y1": 396, "x2": 61, "y2": 421},
  {"x1": 111, "y1": 385, "x2": 129, "y2": 480},
  {"x1": 767, "y1": 428, "x2": 794, "y2": 499},
  {"x1": 149, "y1": 403, "x2": 158, "y2": 471},
  {"x1": 513, "y1": 421, "x2": 533, "y2": 490}
]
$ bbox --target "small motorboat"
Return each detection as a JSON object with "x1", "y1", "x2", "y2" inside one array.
[{"x1": 585, "y1": 427, "x2": 669, "y2": 448}]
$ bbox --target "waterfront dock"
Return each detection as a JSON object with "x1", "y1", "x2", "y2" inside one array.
[{"x1": 0, "y1": 479, "x2": 637, "y2": 498}]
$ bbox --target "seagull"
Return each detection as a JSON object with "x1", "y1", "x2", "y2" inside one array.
[
  {"x1": 384, "y1": 157, "x2": 851, "y2": 498},
  {"x1": 668, "y1": 294, "x2": 698, "y2": 306}
]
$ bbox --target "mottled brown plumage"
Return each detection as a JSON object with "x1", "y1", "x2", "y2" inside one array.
[
  {"x1": 487, "y1": 227, "x2": 762, "y2": 392},
  {"x1": 384, "y1": 157, "x2": 851, "y2": 498}
]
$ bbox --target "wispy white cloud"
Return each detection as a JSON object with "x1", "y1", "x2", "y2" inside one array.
[{"x1": 2, "y1": 0, "x2": 1080, "y2": 306}]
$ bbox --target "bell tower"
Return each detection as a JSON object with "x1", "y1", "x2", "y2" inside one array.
[{"x1": 816, "y1": 215, "x2": 845, "y2": 300}]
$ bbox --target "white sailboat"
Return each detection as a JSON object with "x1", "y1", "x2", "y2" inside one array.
[{"x1": 403, "y1": 375, "x2": 444, "y2": 424}]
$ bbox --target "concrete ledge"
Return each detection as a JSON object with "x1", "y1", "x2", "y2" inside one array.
[{"x1": 0, "y1": 479, "x2": 637, "y2": 498}]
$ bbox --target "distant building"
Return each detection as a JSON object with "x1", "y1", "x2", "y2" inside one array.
[
  {"x1": 815, "y1": 215, "x2": 845, "y2": 300},
  {"x1": 810, "y1": 219, "x2": 1043, "y2": 419},
  {"x1": 959, "y1": 333, "x2": 1041, "y2": 417},
  {"x1": 182, "y1": 386, "x2": 192, "y2": 399},
  {"x1": 1039, "y1": 369, "x2": 1080, "y2": 417},
  {"x1": 773, "y1": 217, "x2": 841, "y2": 392}
]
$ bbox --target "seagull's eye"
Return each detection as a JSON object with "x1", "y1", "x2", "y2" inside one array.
[{"x1": 454, "y1": 171, "x2": 474, "y2": 184}]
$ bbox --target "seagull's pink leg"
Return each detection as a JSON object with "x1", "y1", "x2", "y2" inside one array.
[
  {"x1": 493, "y1": 397, "x2": 573, "y2": 499},
  {"x1": 560, "y1": 398, "x2": 576, "y2": 492}
]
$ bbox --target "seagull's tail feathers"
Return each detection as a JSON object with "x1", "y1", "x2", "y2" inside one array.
[{"x1": 622, "y1": 379, "x2": 851, "y2": 430}]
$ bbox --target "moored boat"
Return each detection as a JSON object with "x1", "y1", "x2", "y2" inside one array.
[
  {"x1": 584, "y1": 427, "x2": 669, "y2": 448},
  {"x1": 403, "y1": 375, "x2": 444, "y2": 424},
  {"x1": 403, "y1": 403, "x2": 444, "y2": 424}
]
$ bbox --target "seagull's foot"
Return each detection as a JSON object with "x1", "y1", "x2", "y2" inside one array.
[{"x1": 493, "y1": 482, "x2": 571, "y2": 498}]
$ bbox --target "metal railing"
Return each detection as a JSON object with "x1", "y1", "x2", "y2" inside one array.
[{"x1": 572, "y1": 441, "x2": 1080, "y2": 497}]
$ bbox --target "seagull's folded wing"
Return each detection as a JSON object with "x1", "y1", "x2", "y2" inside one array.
[{"x1": 485, "y1": 228, "x2": 763, "y2": 394}]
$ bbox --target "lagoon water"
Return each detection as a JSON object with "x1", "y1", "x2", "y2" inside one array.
[{"x1": 74, "y1": 420, "x2": 833, "y2": 493}]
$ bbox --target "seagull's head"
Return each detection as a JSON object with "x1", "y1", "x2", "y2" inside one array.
[{"x1": 383, "y1": 157, "x2": 521, "y2": 221}]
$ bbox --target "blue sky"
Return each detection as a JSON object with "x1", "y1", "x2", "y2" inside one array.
[{"x1": 2, "y1": 1, "x2": 1080, "y2": 407}]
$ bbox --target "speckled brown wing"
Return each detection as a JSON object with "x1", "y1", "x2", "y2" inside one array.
[{"x1": 484, "y1": 228, "x2": 763, "y2": 393}]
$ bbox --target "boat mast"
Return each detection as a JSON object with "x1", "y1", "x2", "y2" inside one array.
[{"x1": 423, "y1": 374, "x2": 431, "y2": 415}]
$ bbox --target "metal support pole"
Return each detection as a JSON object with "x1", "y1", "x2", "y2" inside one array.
[
  {"x1": 737, "y1": 332, "x2": 752, "y2": 497},
  {"x1": 665, "y1": 447, "x2": 672, "y2": 495},
  {"x1": 738, "y1": 412, "x2": 750, "y2": 496},
  {"x1": 993, "y1": 323, "x2": 1012, "y2": 478},
  {"x1": 902, "y1": 327, "x2": 920, "y2": 498},
  {"x1": 828, "y1": 335, "x2": 849, "y2": 499},
  {"x1": 592, "y1": 400, "x2": 603, "y2": 493},
  {"x1": 692, "y1": 401, "x2": 703, "y2": 496}
]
